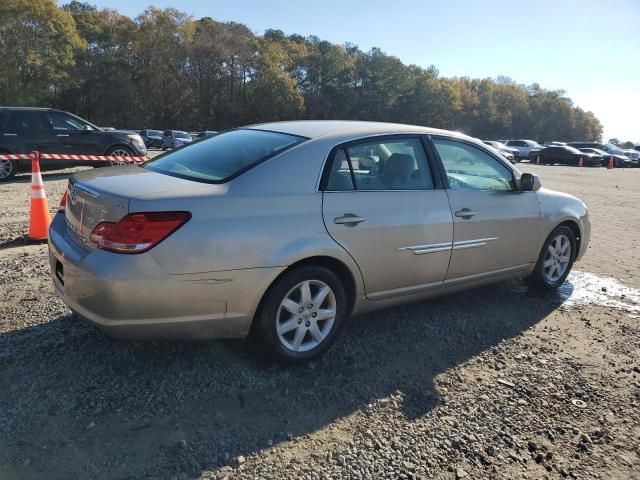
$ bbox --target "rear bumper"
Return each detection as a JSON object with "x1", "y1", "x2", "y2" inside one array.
[{"x1": 48, "y1": 213, "x2": 283, "y2": 340}]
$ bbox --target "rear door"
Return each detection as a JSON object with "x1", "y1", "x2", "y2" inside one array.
[
  {"x1": 3, "y1": 110, "x2": 61, "y2": 169},
  {"x1": 430, "y1": 136, "x2": 542, "y2": 284},
  {"x1": 322, "y1": 136, "x2": 453, "y2": 300}
]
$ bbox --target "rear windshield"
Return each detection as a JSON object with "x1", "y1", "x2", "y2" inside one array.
[
  {"x1": 175, "y1": 131, "x2": 191, "y2": 139},
  {"x1": 145, "y1": 129, "x2": 306, "y2": 183}
]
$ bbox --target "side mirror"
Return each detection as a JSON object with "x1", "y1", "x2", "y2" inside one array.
[{"x1": 520, "y1": 172, "x2": 541, "y2": 191}]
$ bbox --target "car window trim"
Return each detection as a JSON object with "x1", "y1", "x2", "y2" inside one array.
[
  {"x1": 319, "y1": 133, "x2": 441, "y2": 192},
  {"x1": 427, "y1": 134, "x2": 519, "y2": 192}
]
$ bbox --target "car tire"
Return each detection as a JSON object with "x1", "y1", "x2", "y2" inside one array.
[
  {"x1": 255, "y1": 265, "x2": 348, "y2": 363},
  {"x1": 527, "y1": 225, "x2": 576, "y2": 290},
  {"x1": 105, "y1": 145, "x2": 134, "y2": 166},
  {"x1": 0, "y1": 157, "x2": 17, "y2": 182}
]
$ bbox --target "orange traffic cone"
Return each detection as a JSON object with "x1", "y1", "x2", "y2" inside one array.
[
  {"x1": 607, "y1": 156, "x2": 614, "y2": 169},
  {"x1": 28, "y1": 151, "x2": 51, "y2": 240},
  {"x1": 578, "y1": 156, "x2": 584, "y2": 168}
]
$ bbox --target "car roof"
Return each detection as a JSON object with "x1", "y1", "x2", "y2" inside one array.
[
  {"x1": 0, "y1": 106, "x2": 63, "y2": 112},
  {"x1": 244, "y1": 120, "x2": 470, "y2": 140}
]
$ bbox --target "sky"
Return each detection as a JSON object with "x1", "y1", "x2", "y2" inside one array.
[{"x1": 87, "y1": 0, "x2": 640, "y2": 142}]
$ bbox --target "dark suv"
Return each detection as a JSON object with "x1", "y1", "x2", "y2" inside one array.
[{"x1": 0, "y1": 107, "x2": 146, "y2": 181}]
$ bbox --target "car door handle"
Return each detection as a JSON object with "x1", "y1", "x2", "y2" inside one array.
[
  {"x1": 455, "y1": 209, "x2": 477, "y2": 219},
  {"x1": 3, "y1": 133, "x2": 17, "y2": 137},
  {"x1": 56, "y1": 134, "x2": 70, "y2": 137},
  {"x1": 334, "y1": 214, "x2": 366, "y2": 226}
]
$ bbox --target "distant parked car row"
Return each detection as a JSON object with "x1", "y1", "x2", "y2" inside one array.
[
  {"x1": 139, "y1": 129, "x2": 217, "y2": 149},
  {"x1": 482, "y1": 138, "x2": 639, "y2": 167}
]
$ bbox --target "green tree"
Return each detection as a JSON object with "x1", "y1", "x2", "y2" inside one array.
[
  {"x1": 247, "y1": 35, "x2": 305, "y2": 122},
  {"x1": 0, "y1": 0, "x2": 83, "y2": 104}
]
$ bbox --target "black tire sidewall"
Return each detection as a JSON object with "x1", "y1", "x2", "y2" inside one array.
[
  {"x1": 257, "y1": 266, "x2": 347, "y2": 363},
  {"x1": 530, "y1": 225, "x2": 576, "y2": 289}
]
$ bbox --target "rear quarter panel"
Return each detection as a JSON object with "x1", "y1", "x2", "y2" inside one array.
[{"x1": 137, "y1": 139, "x2": 365, "y2": 295}]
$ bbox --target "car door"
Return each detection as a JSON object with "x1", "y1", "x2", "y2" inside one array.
[
  {"x1": 45, "y1": 111, "x2": 101, "y2": 156},
  {"x1": 322, "y1": 136, "x2": 453, "y2": 300},
  {"x1": 3, "y1": 110, "x2": 62, "y2": 169},
  {"x1": 430, "y1": 136, "x2": 542, "y2": 284}
]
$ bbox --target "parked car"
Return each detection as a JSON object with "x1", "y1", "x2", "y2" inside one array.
[
  {"x1": 537, "y1": 146, "x2": 601, "y2": 166},
  {"x1": 503, "y1": 139, "x2": 544, "y2": 159},
  {"x1": 162, "y1": 130, "x2": 192, "y2": 149},
  {"x1": 49, "y1": 121, "x2": 590, "y2": 362},
  {"x1": 0, "y1": 107, "x2": 147, "y2": 181},
  {"x1": 567, "y1": 141, "x2": 630, "y2": 159},
  {"x1": 578, "y1": 147, "x2": 630, "y2": 168},
  {"x1": 482, "y1": 140, "x2": 520, "y2": 163},
  {"x1": 195, "y1": 130, "x2": 218, "y2": 139},
  {"x1": 622, "y1": 149, "x2": 639, "y2": 166},
  {"x1": 139, "y1": 129, "x2": 163, "y2": 148}
]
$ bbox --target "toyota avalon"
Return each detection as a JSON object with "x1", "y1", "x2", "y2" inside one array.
[{"x1": 49, "y1": 121, "x2": 590, "y2": 362}]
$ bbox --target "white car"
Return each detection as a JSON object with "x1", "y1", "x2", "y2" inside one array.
[{"x1": 504, "y1": 139, "x2": 544, "y2": 160}]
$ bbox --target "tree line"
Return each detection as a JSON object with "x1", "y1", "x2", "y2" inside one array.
[{"x1": 0, "y1": 0, "x2": 604, "y2": 141}]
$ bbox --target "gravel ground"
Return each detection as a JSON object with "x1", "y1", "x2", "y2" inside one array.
[{"x1": 0, "y1": 162, "x2": 639, "y2": 480}]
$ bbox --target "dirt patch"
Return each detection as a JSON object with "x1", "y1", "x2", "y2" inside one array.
[{"x1": 0, "y1": 163, "x2": 639, "y2": 479}]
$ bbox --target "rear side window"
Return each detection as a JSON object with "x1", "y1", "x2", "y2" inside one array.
[
  {"x1": 145, "y1": 129, "x2": 305, "y2": 183},
  {"x1": 325, "y1": 137, "x2": 434, "y2": 191},
  {"x1": 5, "y1": 111, "x2": 49, "y2": 133}
]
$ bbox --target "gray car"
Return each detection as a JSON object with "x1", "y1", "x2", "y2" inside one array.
[
  {"x1": 49, "y1": 121, "x2": 590, "y2": 362},
  {"x1": 162, "y1": 130, "x2": 192, "y2": 149}
]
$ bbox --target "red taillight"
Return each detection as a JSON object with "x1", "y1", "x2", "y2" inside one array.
[
  {"x1": 90, "y1": 211, "x2": 191, "y2": 254},
  {"x1": 58, "y1": 191, "x2": 67, "y2": 213}
]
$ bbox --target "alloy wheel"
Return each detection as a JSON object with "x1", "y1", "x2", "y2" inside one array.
[
  {"x1": 276, "y1": 280, "x2": 337, "y2": 353},
  {"x1": 109, "y1": 149, "x2": 131, "y2": 165},
  {"x1": 543, "y1": 234, "x2": 571, "y2": 282},
  {"x1": 0, "y1": 160, "x2": 13, "y2": 179}
]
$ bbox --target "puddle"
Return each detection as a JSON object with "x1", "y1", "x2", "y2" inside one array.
[{"x1": 560, "y1": 271, "x2": 640, "y2": 317}]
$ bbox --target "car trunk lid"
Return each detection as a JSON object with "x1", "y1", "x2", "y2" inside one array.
[{"x1": 63, "y1": 165, "x2": 213, "y2": 247}]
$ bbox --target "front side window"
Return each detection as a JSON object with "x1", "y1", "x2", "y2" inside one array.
[
  {"x1": 432, "y1": 138, "x2": 514, "y2": 191},
  {"x1": 325, "y1": 137, "x2": 433, "y2": 191},
  {"x1": 145, "y1": 128, "x2": 305, "y2": 183},
  {"x1": 47, "y1": 112, "x2": 93, "y2": 131}
]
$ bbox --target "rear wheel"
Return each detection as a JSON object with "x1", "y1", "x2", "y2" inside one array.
[
  {"x1": 105, "y1": 145, "x2": 134, "y2": 165},
  {"x1": 527, "y1": 225, "x2": 576, "y2": 290},
  {"x1": 0, "y1": 158, "x2": 17, "y2": 182},
  {"x1": 256, "y1": 266, "x2": 347, "y2": 363}
]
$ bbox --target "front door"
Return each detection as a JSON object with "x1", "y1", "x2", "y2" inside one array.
[
  {"x1": 45, "y1": 111, "x2": 101, "y2": 156},
  {"x1": 430, "y1": 137, "x2": 542, "y2": 283},
  {"x1": 322, "y1": 136, "x2": 453, "y2": 300}
]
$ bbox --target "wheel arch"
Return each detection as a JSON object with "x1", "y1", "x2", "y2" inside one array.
[
  {"x1": 251, "y1": 255, "x2": 359, "y2": 334},
  {"x1": 555, "y1": 219, "x2": 581, "y2": 258},
  {"x1": 103, "y1": 143, "x2": 134, "y2": 156}
]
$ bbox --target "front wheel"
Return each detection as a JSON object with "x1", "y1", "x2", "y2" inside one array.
[
  {"x1": 255, "y1": 266, "x2": 348, "y2": 363},
  {"x1": 527, "y1": 225, "x2": 576, "y2": 290},
  {"x1": 105, "y1": 145, "x2": 134, "y2": 165}
]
